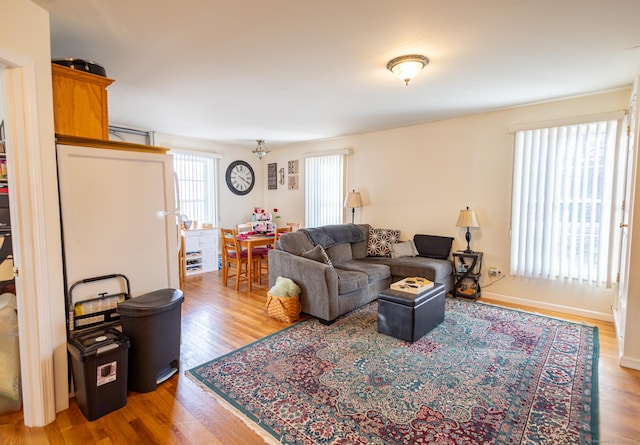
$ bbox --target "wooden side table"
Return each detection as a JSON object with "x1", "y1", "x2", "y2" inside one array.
[{"x1": 452, "y1": 251, "x2": 483, "y2": 299}]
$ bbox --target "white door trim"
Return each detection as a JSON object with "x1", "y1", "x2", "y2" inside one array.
[{"x1": 1, "y1": 51, "x2": 59, "y2": 426}]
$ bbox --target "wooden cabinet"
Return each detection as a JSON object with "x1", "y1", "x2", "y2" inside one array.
[
  {"x1": 51, "y1": 64, "x2": 114, "y2": 139},
  {"x1": 183, "y1": 228, "x2": 218, "y2": 276}
]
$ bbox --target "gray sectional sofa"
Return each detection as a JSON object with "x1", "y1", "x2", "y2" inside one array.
[{"x1": 268, "y1": 223, "x2": 453, "y2": 324}]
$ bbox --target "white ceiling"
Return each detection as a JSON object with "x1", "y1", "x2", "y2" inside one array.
[{"x1": 36, "y1": 0, "x2": 640, "y2": 147}]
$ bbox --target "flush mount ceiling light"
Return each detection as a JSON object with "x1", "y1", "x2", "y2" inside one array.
[
  {"x1": 252, "y1": 139, "x2": 270, "y2": 159},
  {"x1": 386, "y1": 54, "x2": 429, "y2": 86}
]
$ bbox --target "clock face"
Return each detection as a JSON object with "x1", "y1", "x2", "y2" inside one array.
[{"x1": 225, "y1": 160, "x2": 255, "y2": 195}]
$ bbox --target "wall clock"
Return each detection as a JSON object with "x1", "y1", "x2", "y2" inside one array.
[{"x1": 225, "y1": 160, "x2": 255, "y2": 195}]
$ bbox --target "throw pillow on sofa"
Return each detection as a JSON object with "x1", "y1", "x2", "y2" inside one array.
[
  {"x1": 367, "y1": 228, "x2": 400, "y2": 257},
  {"x1": 390, "y1": 240, "x2": 419, "y2": 259},
  {"x1": 413, "y1": 234, "x2": 454, "y2": 260},
  {"x1": 301, "y1": 245, "x2": 333, "y2": 266}
]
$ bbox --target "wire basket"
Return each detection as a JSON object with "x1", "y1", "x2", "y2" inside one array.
[{"x1": 266, "y1": 292, "x2": 301, "y2": 323}]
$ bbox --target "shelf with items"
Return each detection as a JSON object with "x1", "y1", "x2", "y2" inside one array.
[
  {"x1": 452, "y1": 251, "x2": 483, "y2": 299},
  {"x1": 183, "y1": 228, "x2": 218, "y2": 276}
]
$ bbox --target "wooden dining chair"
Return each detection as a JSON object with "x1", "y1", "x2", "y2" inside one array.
[
  {"x1": 286, "y1": 222, "x2": 301, "y2": 232},
  {"x1": 254, "y1": 226, "x2": 292, "y2": 278},
  {"x1": 236, "y1": 222, "x2": 254, "y2": 233},
  {"x1": 220, "y1": 228, "x2": 261, "y2": 290}
]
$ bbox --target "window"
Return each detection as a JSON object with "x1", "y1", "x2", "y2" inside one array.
[
  {"x1": 171, "y1": 151, "x2": 219, "y2": 225},
  {"x1": 510, "y1": 117, "x2": 624, "y2": 285},
  {"x1": 305, "y1": 153, "x2": 345, "y2": 227}
]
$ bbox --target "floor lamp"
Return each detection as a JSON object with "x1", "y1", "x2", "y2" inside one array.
[{"x1": 344, "y1": 190, "x2": 363, "y2": 224}]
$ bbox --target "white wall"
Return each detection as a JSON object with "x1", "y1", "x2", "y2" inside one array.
[
  {"x1": 152, "y1": 133, "x2": 269, "y2": 231},
  {"x1": 261, "y1": 89, "x2": 631, "y2": 321}
]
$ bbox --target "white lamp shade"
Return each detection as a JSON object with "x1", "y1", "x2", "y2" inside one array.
[
  {"x1": 456, "y1": 209, "x2": 480, "y2": 228},
  {"x1": 344, "y1": 191, "x2": 363, "y2": 208}
]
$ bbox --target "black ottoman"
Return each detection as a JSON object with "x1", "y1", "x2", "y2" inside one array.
[{"x1": 377, "y1": 282, "x2": 445, "y2": 342}]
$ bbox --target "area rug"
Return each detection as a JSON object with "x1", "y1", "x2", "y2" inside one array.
[{"x1": 187, "y1": 299, "x2": 598, "y2": 444}]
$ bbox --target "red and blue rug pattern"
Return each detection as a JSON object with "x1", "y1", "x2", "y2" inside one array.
[{"x1": 188, "y1": 299, "x2": 598, "y2": 444}]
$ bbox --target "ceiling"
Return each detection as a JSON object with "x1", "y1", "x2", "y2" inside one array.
[{"x1": 36, "y1": 0, "x2": 640, "y2": 148}]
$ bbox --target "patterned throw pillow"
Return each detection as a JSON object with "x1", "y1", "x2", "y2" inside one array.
[{"x1": 367, "y1": 228, "x2": 401, "y2": 257}]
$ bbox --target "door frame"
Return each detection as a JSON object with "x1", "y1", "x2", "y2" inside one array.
[{"x1": 1, "y1": 51, "x2": 63, "y2": 426}]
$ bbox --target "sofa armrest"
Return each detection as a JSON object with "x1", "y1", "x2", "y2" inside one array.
[{"x1": 268, "y1": 249, "x2": 339, "y2": 322}]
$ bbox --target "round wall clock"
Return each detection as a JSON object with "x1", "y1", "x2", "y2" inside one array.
[{"x1": 225, "y1": 160, "x2": 255, "y2": 195}]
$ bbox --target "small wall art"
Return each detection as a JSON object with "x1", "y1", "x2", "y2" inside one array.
[
  {"x1": 288, "y1": 174, "x2": 299, "y2": 190},
  {"x1": 288, "y1": 160, "x2": 299, "y2": 174},
  {"x1": 268, "y1": 162, "x2": 277, "y2": 190},
  {"x1": 279, "y1": 167, "x2": 285, "y2": 185}
]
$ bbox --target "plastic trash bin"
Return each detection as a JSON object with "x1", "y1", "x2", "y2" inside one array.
[
  {"x1": 67, "y1": 326, "x2": 129, "y2": 421},
  {"x1": 117, "y1": 288, "x2": 184, "y2": 393}
]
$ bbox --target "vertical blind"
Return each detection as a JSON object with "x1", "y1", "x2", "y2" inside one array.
[
  {"x1": 510, "y1": 118, "x2": 622, "y2": 286},
  {"x1": 171, "y1": 151, "x2": 218, "y2": 225},
  {"x1": 305, "y1": 154, "x2": 344, "y2": 228}
]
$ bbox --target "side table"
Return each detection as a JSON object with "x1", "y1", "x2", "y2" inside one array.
[{"x1": 452, "y1": 251, "x2": 483, "y2": 299}]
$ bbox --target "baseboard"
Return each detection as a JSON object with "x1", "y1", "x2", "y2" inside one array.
[
  {"x1": 481, "y1": 291, "x2": 613, "y2": 322},
  {"x1": 619, "y1": 355, "x2": 640, "y2": 370}
]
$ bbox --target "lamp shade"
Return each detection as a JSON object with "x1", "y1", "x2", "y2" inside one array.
[
  {"x1": 456, "y1": 208, "x2": 480, "y2": 228},
  {"x1": 344, "y1": 191, "x2": 363, "y2": 209}
]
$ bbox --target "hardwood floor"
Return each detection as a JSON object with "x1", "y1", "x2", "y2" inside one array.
[{"x1": 1, "y1": 271, "x2": 639, "y2": 444}]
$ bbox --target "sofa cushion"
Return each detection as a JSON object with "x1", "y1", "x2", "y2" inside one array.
[
  {"x1": 359, "y1": 256, "x2": 453, "y2": 285},
  {"x1": 413, "y1": 234, "x2": 454, "y2": 260},
  {"x1": 301, "y1": 245, "x2": 333, "y2": 266},
  {"x1": 390, "y1": 240, "x2": 419, "y2": 259},
  {"x1": 335, "y1": 269, "x2": 369, "y2": 294},
  {"x1": 278, "y1": 231, "x2": 314, "y2": 255},
  {"x1": 335, "y1": 260, "x2": 391, "y2": 284},
  {"x1": 367, "y1": 228, "x2": 401, "y2": 257},
  {"x1": 325, "y1": 242, "x2": 352, "y2": 265}
]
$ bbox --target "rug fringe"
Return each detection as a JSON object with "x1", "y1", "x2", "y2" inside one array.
[{"x1": 185, "y1": 371, "x2": 281, "y2": 445}]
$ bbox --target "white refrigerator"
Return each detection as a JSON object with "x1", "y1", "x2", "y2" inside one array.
[{"x1": 57, "y1": 139, "x2": 180, "y2": 303}]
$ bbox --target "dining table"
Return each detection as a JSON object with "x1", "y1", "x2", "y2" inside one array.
[{"x1": 236, "y1": 232, "x2": 275, "y2": 291}]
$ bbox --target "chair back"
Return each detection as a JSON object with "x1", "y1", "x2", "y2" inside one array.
[
  {"x1": 274, "y1": 226, "x2": 292, "y2": 242},
  {"x1": 236, "y1": 222, "x2": 253, "y2": 233},
  {"x1": 286, "y1": 222, "x2": 301, "y2": 232},
  {"x1": 221, "y1": 228, "x2": 241, "y2": 260}
]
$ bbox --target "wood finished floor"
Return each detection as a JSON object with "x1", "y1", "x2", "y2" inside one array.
[{"x1": 1, "y1": 271, "x2": 639, "y2": 444}]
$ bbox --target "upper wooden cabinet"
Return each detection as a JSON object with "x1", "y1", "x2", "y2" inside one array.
[{"x1": 51, "y1": 64, "x2": 115, "y2": 139}]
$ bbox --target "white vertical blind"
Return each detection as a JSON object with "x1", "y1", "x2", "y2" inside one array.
[
  {"x1": 305, "y1": 154, "x2": 344, "y2": 227},
  {"x1": 510, "y1": 118, "x2": 622, "y2": 285},
  {"x1": 171, "y1": 151, "x2": 218, "y2": 225}
]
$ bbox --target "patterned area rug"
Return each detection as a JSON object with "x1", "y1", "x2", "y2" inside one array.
[{"x1": 187, "y1": 299, "x2": 598, "y2": 444}]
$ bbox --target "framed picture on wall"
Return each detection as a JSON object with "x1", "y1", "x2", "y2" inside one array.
[
  {"x1": 268, "y1": 162, "x2": 277, "y2": 190},
  {"x1": 0, "y1": 120, "x2": 5, "y2": 153},
  {"x1": 288, "y1": 175, "x2": 299, "y2": 190},
  {"x1": 288, "y1": 160, "x2": 299, "y2": 174}
]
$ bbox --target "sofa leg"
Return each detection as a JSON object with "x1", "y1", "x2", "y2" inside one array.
[{"x1": 318, "y1": 318, "x2": 335, "y2": 326}]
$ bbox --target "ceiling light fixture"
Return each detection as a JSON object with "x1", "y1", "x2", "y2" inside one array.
[
  {"x1": 386, "y1": 54, "x2": 429, "y2": 86},
  {"x1": 252, "y1": 139, "x2": 270, "y2": 159}
]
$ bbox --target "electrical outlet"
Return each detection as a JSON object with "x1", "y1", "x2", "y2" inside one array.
[{"x1": 488, "y1": 266, "x2": 500, "y2": 276}]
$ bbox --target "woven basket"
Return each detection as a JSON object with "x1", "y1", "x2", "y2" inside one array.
[{"x1": 266, "y1": 292, "x2": 301, "y2": 323}]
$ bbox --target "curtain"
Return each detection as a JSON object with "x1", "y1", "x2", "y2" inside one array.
[
  {"x1": 510, "y1": 118, "x2": 622, "y2": 286},
  {"x1": 305, "y1": 154, "x2": 344, "y2": 228}
]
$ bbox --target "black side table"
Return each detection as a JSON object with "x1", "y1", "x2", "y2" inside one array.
[{"x1": 452, "y1": 251, "x2": 483, "y2": 299}]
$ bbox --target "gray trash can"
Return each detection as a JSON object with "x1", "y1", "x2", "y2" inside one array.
[{"x1": 117, "y1": 288, "x2": 184, "y2": 393}]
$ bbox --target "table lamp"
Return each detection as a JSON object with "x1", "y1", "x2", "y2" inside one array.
[{"x1": 456, "y1": 206, "x2": 480, "y2": 253}]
